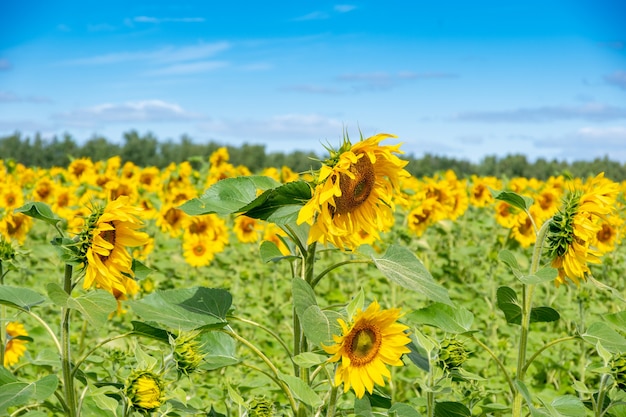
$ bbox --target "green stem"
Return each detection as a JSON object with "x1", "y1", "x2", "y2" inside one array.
[
  {"x1": 595, "y1": 373, "x2": 610, "y2": 417},
  {"x1": 522, "y1": 335, "x2": 579, "y2": 374},
  {"x1": 325, "y1": 385, "x2": 339, "y2": 417},
  {"x1": 227, "y1": 316, "x2": 292, "y2": 362},
  {"x1": 221, "y1": 329, "x2": 298, "y2": 414},
  {"x1": 71, "y1": 332, "x2": 132, "y2": 379},
  {"x1": 426, "y1": 349, "x2": 435, "y2": 417},
  {"x1": 61, "y1": 264, "x2": 77, "y2": 417},
  {"x1": 310, "y1": 259, "x2": 372, "y2": 289},
  {"x1": 512, "y1": 220, "x2": 551, "y2": 417},
  {"x1": 470, "y1": 334, "x2": 516, "y2": 396}
]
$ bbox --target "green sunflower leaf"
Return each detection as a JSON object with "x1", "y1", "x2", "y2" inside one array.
[
  {"x1": 240, "y1": 180, "x2": 312, "y2": 224},
  {"x1": 13, "y1": 202, "x2": 62, "y2": 226},
  {"x1": 434, "y1": 401, "x2": 472, "y2": 417},
  {"x1": 0, "y1": 375, "x2": 58, "y2": 416},
  {"x1": 277, "y1": 372, "x2": 323, "y2": 408},
  {"x1": 373, "y1": 245, "x2": 452, "y2": 306},
  {"x1": 0, "y1": 285, "x2": 46, "y2": 311},
  {"x1": 582, "y1": 322, "x2": 626, "y2": 353},
  {"x1": 179, "y1": 176, "x2": 280, "y2": 216},
  {"x1": 129, "y1": 287, "x2": 231, "y2": 331},
  {"x1": 407, "y1": 303, "x2": 474, "y2": 333},
  {"x1": 492, "y1": 190, "x2": 534, "y2": 211}
]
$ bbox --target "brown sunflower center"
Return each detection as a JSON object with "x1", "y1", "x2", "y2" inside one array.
[
  {"x1": 334, "y1": 156, "x2": 375, "y2": 215},
  {"x1": 193, "y1": 244, "x2": 206, "y2": 256},
  {"x1": 347, "y1": 325, "x2": 382, "y2": 365},
  {"x1": 597, "y1": 224, "x2": 614, "y2": 243},
  {"x1": 98, "y1": 224, "x2": 116, "y2": 262}
]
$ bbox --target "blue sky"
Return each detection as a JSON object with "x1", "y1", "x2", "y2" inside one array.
[{"x1": 1, "y1": 1, "x2": 625, "y2": 163}]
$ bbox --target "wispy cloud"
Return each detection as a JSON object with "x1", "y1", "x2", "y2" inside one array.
[
  {"x1": 454, "y1": 103, "x2": 626, "y2": 123},
  {"x1": 145, "y1": 60, "x2": 228, "y2": 76},
  {"x1": 0, "y1": 59, "x2": 11, "y2": 70},
  {"x1": 133, "y1": 16, "x2": 206, "y2": 24},
  {"x1": 61, "y1": 42, "x2": 230, "y2": 66},
  {"x1": 532, "y1": 126, "x2": 626, "y2": 161},
  {"x1": 293, "y1": 11, "x2": 330, "y2": 21},
  {"x1": 334, "y1": 4, "x2": 357, "y2": 13},
  {"x1": 293, "y1": 4, "x2": 356, "y2": 21},
  {"x1": 604, "y1": 71, "x2": 626, "y2": 91},
  {"x1": 0, "y1": 91, "x2": 51, "y2": 103},
  {"x1": 199, "y1": 113, "x2": 346, "y2": 142},
  {"x1": 55, "y1": 100, "x2": 200, "y2": 126},
  {"x1": 336, "y1": 71, "x2": 457, "y2": 91}
]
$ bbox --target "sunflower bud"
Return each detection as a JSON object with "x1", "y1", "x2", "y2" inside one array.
[
  {"x1": 247, "y1": 397, "x2": 274, "y2": 417},
  {"x1": 610, "y1": 353, "x2": 626, "y2": 391},
  {"x1": 438, "y1": 338, "x2": 469, "y2": 371},
  {"x1": 124, "y1": 370, "x2": 165, "y2": 413},
  {"x1": 172, "y1": 331, "x2": 204, "y2": 376},
  {"x1": 0, "y1": 235, "x2": 16, "y2": 262}
]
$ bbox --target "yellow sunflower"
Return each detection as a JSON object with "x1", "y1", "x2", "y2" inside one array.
[
  {"x1": 234, "y1": 215, "x2": 262, "y2": 243},
  {"x1": 323, "y1": 301, "x2": 411, "y2": 398},
  {"x1": 547, "y1": 173, "x2": 620, "y2": 286},
  {"x1": 297, "y1": 133, "x2": 410, "y2": 250},
  {"x1": 82, "y1": 196, "x2": 151, "y2": 297},
  {"x1": 182, "y1": 234, "x2": 216, "y2": 267},
  {"x1": 4, "y1": 321, "x2": 29, "y2": 366}
]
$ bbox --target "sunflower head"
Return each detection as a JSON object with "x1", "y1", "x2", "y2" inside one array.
[
  {"x1": 297, "y1": 133, "x2": 410, "y2": 250},
  {"x1": 125, "y1": 369, "x2": 165, "y2": 413},
  {"x1": 610, "y1": 353, "x2": 626, "y2": 391},
  {"x1": 3, "y1": 321, "x2": 30, "y2": 366},
  {"x1": 323, "y1": 300, "x2": 411, "y2": 398},
  {"x1": 247, "y1": 397, "x2": 274, "y2": 417},
  {"x1": 171, "y1": 331, "x2": 205, "y2": 376},
  {"x1": 437, "y1": 338, "x2": 469, "y2": 372}
]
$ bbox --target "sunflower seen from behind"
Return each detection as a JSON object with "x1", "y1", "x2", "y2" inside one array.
[
  {"x1": 323, "y1": 300, "x2": 411, "y2": 398},
  {"x1": 297, "y1": 133, "x2": 410, "y2": 251}
]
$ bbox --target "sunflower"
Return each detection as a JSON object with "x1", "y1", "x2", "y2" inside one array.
[
  {"x1": 182, "y1": 234, "x2": 216, "y2": 267},
  {"x1": 4, "y1": 321, "x2": 29, "y2": 366},
  {"x1": 297, "y1": 133, "x2": 409, "y2": 250},
  {"x1": 234, "y1": 215, "x2": 262, "y2": 243},
  {"x1": 546, "y1": 173, "x2": 620, "y2": 286},
  {"x1": 81, "y1": 196, "x2": 150, "y2": 297},
  {"x1": 323, "y1": 301, "x2": 411, "y2": 398},
  {"x1": 125, "y1": 370, "x2": 165, "y2": 413}
]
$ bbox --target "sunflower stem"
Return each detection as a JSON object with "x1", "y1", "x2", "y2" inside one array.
[
  {"x1": 61, "y1": 263, "x2": 78, "y2": 417},
  {"x1": 511, "y1": 219, "x2": 550, "y2": 417}
]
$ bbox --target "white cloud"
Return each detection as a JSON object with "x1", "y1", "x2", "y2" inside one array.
[
  {"x1": 336, "y1": 71, "x2": 457, "y2": 91},
  {"x1": 55, "y1": 100, "x2": 201, "y2": 126},
  {"x1": 0, "y1": 91, "x2": 51, "y2": 103},
  {"x1": 0, "y1": 59, "x2": 12, "y2": 70},
  {"x1": 198, "y1": 113, "x2": 347, "y2": 144},
  {"x1": 145, "y1": 60, "x2": 229, "y2": 75},
  {"x1": 133, "y1": 16, "x2": 206, "y2": 23},
  {"x1": 61, "y1": 42, "x2": 230, "y2": 66},
  {"x1": 334, "y1": 4, "x2": 357, "y2": 13},
  {"x1": 604, "y1": 71, "x2": 626, "y2": 91},
  {"x1": 454, "y1": 103, "x2": 626, "y2": 123},
  {"x1": 293, "y1": 11, "x2": 330, "y2": 21}
]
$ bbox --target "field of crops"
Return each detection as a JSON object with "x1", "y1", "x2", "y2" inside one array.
[{"x1": 1, "y1": 136, "x2": 626, "y2": 417}]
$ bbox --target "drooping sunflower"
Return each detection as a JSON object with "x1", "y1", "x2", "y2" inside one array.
[
  {"x1": 4, "y1": 321, "x2": 29, "y2": 366},
  {"x1": 546, "y1": 173, "x2": 620, "y2": 286},
  {"x1": 125, "y1": 369, "x2": 165, "y2": 413},
  {"x1": 81, "y1": 196, "x2": 151, "y2": 297},
  {"x1": 297, "y1": 133, "x2": 410, "y2": 250},
  {"x1": 323, "y1": 301, "x2": 411, "y2": 398}
]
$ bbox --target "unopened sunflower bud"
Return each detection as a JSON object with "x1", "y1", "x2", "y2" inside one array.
[
  {"x1": 172, "y1": 331, "x2": 204, "y2": 376},
  {"x1": 125, "y1": 370, "x2": 165, "y2": 413},
  {"x1": 610, "y1": 353, "x2": 626, "y2": 391},
  {"x1": 0, "y1": 236, "x2": 16, "y2": 262},
  {"x1": 438, "y1": 338, "x2": 468, "y2": 371},
  {"x1": 247, "y1": 397, "x2": 274, "y2": 417}
]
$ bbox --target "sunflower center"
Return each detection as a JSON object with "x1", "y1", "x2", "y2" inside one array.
[
  {"x1": 334, "y1": 156, "x2": 375, "y2": 215},
  {"x1": 348, "y1": 326, "x2": 381, "y2": 365}
]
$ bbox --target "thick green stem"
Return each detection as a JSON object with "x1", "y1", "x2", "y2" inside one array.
[
  {"x1": 595, "y1": 373, "x2": 610, "y2": 416},
  {"x1": 61, "y1": 264, "x2": 77, "y2": 417},
  {"x1": 511, "y1": 220, "x2": 551, "y2": 417},
  {"x1": 221, "y1": 329, "x2": 298, "y2": 414}
]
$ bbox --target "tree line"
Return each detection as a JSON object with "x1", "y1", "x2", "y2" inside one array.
[{"x1": 2, "y1": 131, "x2": 626, "y2": 181}]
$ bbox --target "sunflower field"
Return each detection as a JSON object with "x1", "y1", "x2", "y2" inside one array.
[{"x1": 1, "y1": 133, "x2": 626, "y2": 417}]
